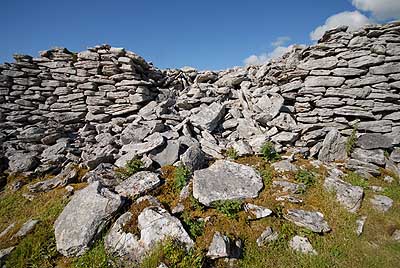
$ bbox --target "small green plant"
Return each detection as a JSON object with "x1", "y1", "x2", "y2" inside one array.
[
  {"x1": 162, "y1": 239, "x2": 204, "y2": 268},
  {"x1": 181, "y1": 213, "x2": 205, "y2": 239},
  {"x1": 259, "y1": 165, "x2": 274, "y2": 185},
  {"x1": 226, "y1": 147, "x2": 239, "y2": 160},
  {"x1": 261, "y1": 142, "x2": 280, "y2": 162},
  {"x1": 295, "y1": 169, "x2": 316, "y2": 187},
  {"x1": 279, "y1": 223, "x2": 296, "y2": 240},
  {"x1": 346, "y1": 125, "x2": 358, "y2": 156},
  {"x1": 382, "y1": 184, "x2": 400, "y2": 200},
  {"x1": 115, "y1": 157, "x2": 144, "y2": 179},
  {"x1": 174, "y1": 165, "x2": 191, "y2": 192},
  {"x1": 344, "y1": 172, "x2": 369, "y2": 189},
  {"x1": 213, "y1": 199, "x2": 243, "y2": 219},
  {"x1": 190, "y1": 195, "x2": 205, "y2": 211},
  {"x1": 272, "y1": 205, "x2": 285, "y2": 219},
  {"x1": 73, "y1": 239, "x2": 111, "y2": 268},
  {"x1": 384, "y1": 150, "x2": 390, "y2": 158}
]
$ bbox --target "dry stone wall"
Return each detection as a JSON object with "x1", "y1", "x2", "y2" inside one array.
[{"x1": 1, "y1": 21, "x2": 400, "y2": 178}]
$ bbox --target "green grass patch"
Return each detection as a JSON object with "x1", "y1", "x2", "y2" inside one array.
[
  {"x1": 346, "y1": 125, "x2": 358, "y2": 156},
  {"x1": 212, "y1": 200, "x2": 243, "y2": 220},
  {"x1": 115, "y1": 157, "x2": 144, "y2": 179},
  {"x1": 344, "y1": 172, "x2": 369, "y2": 189},
  {"x1": 225, "y1": 147, "x2": 239, "y2": 160},
  {"x1": 295, "y1": 169, "x2": 316, "y2": 187},
  {"x1": 174, "y1": 165, "x2": 191, "y2": 192}
]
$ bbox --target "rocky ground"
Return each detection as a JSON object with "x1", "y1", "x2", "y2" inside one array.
[{"x1": 1, "y1": 21, "x2": 400, "y2": 267}]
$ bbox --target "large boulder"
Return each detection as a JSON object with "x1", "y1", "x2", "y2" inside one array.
[
  {"x1": 54, "y1": 181, "x2": 123, "y2": 257},
  {"x1": 193, "y1": 160, "x2": 263, "y2": 206},
  {"x1": 318, "y1": 129, "x2": 347, "y2": 162}
]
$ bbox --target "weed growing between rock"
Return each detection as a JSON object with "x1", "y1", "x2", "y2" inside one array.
[
  {"x1": 225, "y1": 147, "x2": 239, "y2": 160},
  {"x1": 212, "y1": 200, "x2": 243, "y2": 220},
  {"x1": 115, "y1": 157, "x2": 144, "y2": 179},
  {"x1": 260, "y1": 142, "x2": 280, "y2": 162},
  {"x1": 174, "y1": 165, "x2": 191, "y2": 192},
  {"x1": 346, "y1": 124, "x2": 358, "y2": 156}
]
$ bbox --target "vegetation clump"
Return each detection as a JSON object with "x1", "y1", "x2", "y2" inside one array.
[
  {"x1": 346, "y1": 125, "x2": 358, "y2": 156},
  {"x1": 212, "y1": 200, "x2": 243, "y2": 219},
  {"x1": 260, "y1": 142, "x2": 280, "y2": 162},
  {"x1": 225, "y1": 147, "x2": 239, "y2": 160},
  {"x1": 181, "y1": 213, "x2": 205, "y2": 239},
  {"x1": 344, "y1": 172, "x2": 369, "y2": 189},
  {"x1": 115, "y1": 157, "x2": 144, "y2": 179},
  {"x1": 295, "y1": 169, "x2": 316, "y2": 187},
  {"x1": 174, "y1": 165, "x2": 191, "y2": 192}
]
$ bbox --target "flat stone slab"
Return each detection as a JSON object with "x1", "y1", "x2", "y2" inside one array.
[
  {"x1": 285, "y1": 209, "x2": 331, "y2": 233},
  {"x1": 370, "y1": 195, "x2": 393, "y2": 212},
  {"x1": 54, "y1": 181, "x2": 123, "y2": 257},
  {"x1": 193, "y1": 160, "x2": 263, "y2": 206},
  {"x1": 115, "y1": 171, "x2": 161, "y2": 199}
]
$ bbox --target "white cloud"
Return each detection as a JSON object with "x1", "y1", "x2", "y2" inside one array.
[
  {"x1": 310, "y1": 11, "x2": 372, "y2": 41},
  {"x1": 244, "y1": 45, "x2": 296, "y2": 66},
  {"x1": 271, "y1": 36, "x2": 291, "y2": 47},
  {"x1": 352, "y1": 0, "x2": 400, "y2": 20}
]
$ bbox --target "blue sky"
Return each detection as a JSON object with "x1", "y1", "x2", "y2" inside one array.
[{"x1": 1, "y1": 0, "x2": 400, "y2": 70}]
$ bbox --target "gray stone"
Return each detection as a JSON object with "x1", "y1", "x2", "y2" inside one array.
[
  {"x1": 54, "y1": 181, "x2": 123, "y2": 257},
  {"x1": 138, "y1": 207, "x2": 194, "y2": 250},
  {"x1": 244, "y1": 203, "x2": 273, "y2": 219},
  {"x1": 370, "y1": 62, "x2": 400, "y2": 75},
  {"x1": 390, "y1": 148, "x2": 400, "y2": 163},
  {"x1": 356, "y1": 216, "x2": 367, "y2": 236},
  {"x1": 332, "y1": 68, "x2": 367, "y2": 77},
  {"x1": 0, "y1": 247, "x2": 15, "y2": 261},
  {"x1": 318, "y1": 129, "x2": 347, "y2": 162},
  {"x1": 29, "y1": 163, "x2": 78, "y2": 192},
  {"x1": 115, "y1": 171, "x2": 161, "y2": 199},
  {"x1": 82, "y1": 163, "x2": 120, "y2": 188},
  {"x1": 347, "y1": 159, "x2": 381, "y2": 177},
  {"x1": 304, "y1": 76, "x2": 345, "y2": 87},
  {"x1": 369, "y1": 195, "x2": 393, "y2": 212},
  {"x1": 149, "y1": 140, "x2": 180, "y2": 167},
  {"x1": 120, "y1": 124, "x2": 151, "y2": 144},
  {"x1": 348, "y1": 55, "x2": 385, "y2": 68},
  {"x1": 285, "y1": 209, "x2": 330, "y2": 233},
  {"x1": 272, "y1": 180, "x2": 306, "y2": 194},
  {"x1": 226, "y1": 140, "x2": 253, "y2": 157},
  {"x1": 392, "y1": 230, "x2": 400, "y2": 241},
  {"x1": 324, "y1": 172, "x2": 364, "y2": 213},
  {"x1": 8, "y1": 152, "x2": 39, "y2": 173},
  {"x1": 180, "y1": 145, "x2": 205, "y2": 171},
  {"x1": 254, "y1": 93, "x2": 284, "y2": 122},
  {"x1": 271, "y1": 132, "x2": 299, "y2": 143},
  {"x1": 271, "y1": 160, "x2": 298, "y2": 173},
  {"x1": 256, "y1": 227, "x2": 279, "y2": 246},
  {"x1": 193, "y1": 160, "x2": 263, "y2": 206},
  {"x1": 270, "y1": 113, "x2": 297, "y2": 131},
  {"x1": 190, "y1": 103, "x2": 225, "y2": 132},
  {"x1": 357, "y1": 133, "x2": 393, "y2": 149},
  {"x1": 351, "y1": 148, "x2": 385, "y2": 166},
  {"x1": 289, "y1": 236, "x2": 317, "y2": 255},
  {"x1": 299, "y1": 56, "x2": 338, "y2": 70},
  {"x1": 12, "y1": 219, "x2": 39, "y2": 238},
  {"x1": 206, "y1": 232, "x2": 242, "y2": 259}
]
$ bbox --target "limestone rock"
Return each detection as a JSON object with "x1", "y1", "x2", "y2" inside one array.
[
  {"x1": 193, "y1": 160, "x2": 263, "y2": 206},
  {"x1": 318, "y1": 129, "x2": 347, "y2": 162},
  {"x1": 272, "y1": 180, "x2": 306, "y2": 194},
  {"x1": 356, "y1": 216, "x2": 367, "y2": 236},
  {"x1": 190, "y1": 103, "x2": 225, "y2": 132},
  {"x1": 369, "y1": 195, "x2": 393, "y2": 212},
  {"x1": 12, "y1": 219, "x2": 39, "y2": 239},
  {"x1": 54, "y1": 181, "x2": 123, "y2": 257},
  {"x1": 256, "y1": 227, "x2": 279, "y2": 246},
  {"x1": 289, "y1": 236, "x2": 317, "y2": 255},
  {"x1": 324, "y1": 171, "x2": 364, "y2": 213},
  {"x1": 180, "y1": 145, "x2": 205, "y2": 171},
  {"x1": 244, "y1": 203, "x2": 273, "y2": 219},
  {"x1": 271, "y1": 160, "x2": 298, "y2": 173},
  {"x1": 285, "y1": 209, "x2": 330, "y2": 233},
  {"x1": 115, "y1": 171, "x2": 161, "y2": 199},
  {"x1": 206, "y1": 232, "x2": 242, "y2": 259},
  {"x1": 8, "y1": 153, "x2": 39, "y2": 173}
]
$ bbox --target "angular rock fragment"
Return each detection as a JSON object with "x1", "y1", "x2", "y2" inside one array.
[
  {"x1": 289, "y1": 236, "x2": 317, "y2": 255},
  {"x1": 318, "y1": 129, "x2": 346, "y2": 162},
  {"x1": 193, "y1": 160, "x2": 263, "y2": 206},
  {"x1": 285, "y1": 209, "x2": 330, "y2": 233},
  {"x1": 369, "y1": 195, "x2": 393, "y2": 212},
  {"x1": 115, "y1": 171, "x2": 161, "y2": 199},
  {"x1": 54, "y1": 181, "x2": 123, "y2": 256},
  {"x1": 256, "y1": 227, "x2": 279, "y2": 246},
  {"x1": 206, "y1": 232, "x2": 242, "y2": 259}
]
